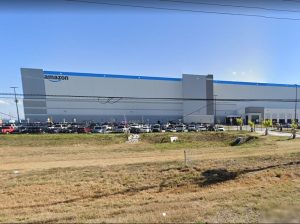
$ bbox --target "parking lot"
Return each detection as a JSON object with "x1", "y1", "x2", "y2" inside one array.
[
  {"x1": 1, "y1": 120, "x2": 299, "y2": 135},
  {"x1": 0, "y1": 122, "x2": 228, "y2": 134}
]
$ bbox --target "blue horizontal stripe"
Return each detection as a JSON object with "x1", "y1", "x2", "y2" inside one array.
[
  {"x1": 44, "y1": 70, "x2": 182, "y2": 82},
  {"x1": 43, "y1": 70, "x2": 298, "y2": 88},
  {"x1": 214, "y1": 80, "x2": 298, "y2": 88}
]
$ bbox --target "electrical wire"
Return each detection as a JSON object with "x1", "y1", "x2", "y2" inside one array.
[
  {"x1": 183, "y1": 102, "x2": 214, "y2": 118},
  {"x1": 0, "y1": 92, "x2": 299, "y2": 102},
  {"x1": 109, "y1": 98, "x2": 122, "y2": 104},
  {"x1": 160, "y1": 0, "x2": 300, "y2": 13},
  {"x1": 0, "y1": 111, "x2": 16, "y2": 119},
  {"x1": 283, "y1": 0, "x2": 300, "y2": 3},
  {"x1": 65, "y1": 0, "x2": 300, "y2": 21}
]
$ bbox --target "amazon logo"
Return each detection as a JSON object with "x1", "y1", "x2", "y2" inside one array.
[{"x1": 44, "y1": 75, "x2": 69, "y2": 82}]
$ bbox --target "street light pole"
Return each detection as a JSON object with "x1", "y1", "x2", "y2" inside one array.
[
  {"x1": 10, "y1": 87, "x2": 20, "y2": 124},
  {"x1": 214, "y1": 94, "x2": 217, "y2": 125},
  {"x1": 295, "y1": 84, "x2": 298, "y2": 122}
]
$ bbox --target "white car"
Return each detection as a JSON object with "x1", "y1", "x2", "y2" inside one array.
[
  {"x1": 166, "y1": 126, "x2": 176, "y2": 132},
  {"x1": 187, "y1": 124, "x2": 197, "y2": 132},
  {"x1": 141, "y1": 125, "x2": 151, "y2": 133},
  {"x1": 176, "y1": 124, "x2": 187, "y2": 132},
  {"x1": 217, "y1": 126, "x2": 225, "y2": 131},
  {"x1": 198, "y1": 126, "x2": 207, "y2": 131},
  {"x1": 129, "y1": 124, "x2": 142, "y2": 129},
  {"x1": 114, "y1": 125, "x2": 129, "y2": 133},
  {"x1": 102, "y1": 125, "x2": 113, "y2": 133}
]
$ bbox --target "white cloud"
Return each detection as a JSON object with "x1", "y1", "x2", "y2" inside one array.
[{"x1": 221, "y1": 69, "x2": 267, "y2": 83}]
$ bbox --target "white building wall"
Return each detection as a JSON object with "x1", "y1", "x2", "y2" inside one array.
[
  {"x1": 214, "y1": 82, "x2": 299, "y2": 122},
  {"x1": 264, "y1": 108, "x2": 300, "y2": 122},
  {"x1": 44, "y1": 76, "x2": 182, "y2": 98},
  {"x1": 43, "y1": 72, "x2": 183, "y2": 122},
  {"x1": 21, "y1": 68, "x2": 300, "y2": 124}
]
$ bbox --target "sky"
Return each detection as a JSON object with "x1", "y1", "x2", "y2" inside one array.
[{"x1": 0, "y1": 0, "x2": 300, "y2": 119}]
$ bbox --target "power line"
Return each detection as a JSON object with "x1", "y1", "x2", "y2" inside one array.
[
  {"x1": 183, "y1": 102, "x2": 214, "y2": 118},
  {"x1": 0, "y1": 111, "x2": 16, "y2": 119},
  {"x1": 65, "y1": 0, "x2": 300, "y2": 21},
  {"x1": 1, "y1": 92, "x2": 300, "y2": 102},
  {"x1": 161, "y1": 0, "x2": 300, "y2": 13},
  {"x1": 283, "y1": 0, "x2": 300, "y2": 3}
]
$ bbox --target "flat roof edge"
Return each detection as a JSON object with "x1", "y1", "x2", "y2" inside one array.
[
  {"x1": 214, "y1": 80, "x2": 298, "y2": 88},
  {"x1": 42, "y1": 69, "x2": 298, "y2": 87},
  {"x1": 44, "y1": 70, "x2": 182, "y2": 82}
]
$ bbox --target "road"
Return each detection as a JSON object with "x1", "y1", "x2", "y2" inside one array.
[{"x1": 256, "y1": 130, "x2": 300, "y2": 138}]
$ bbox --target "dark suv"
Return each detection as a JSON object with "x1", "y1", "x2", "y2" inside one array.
[{"x1": 26, "y1": 126, "x2": 47, "y2": 134}]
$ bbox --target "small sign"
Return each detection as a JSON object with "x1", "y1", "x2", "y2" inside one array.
[
  {"x1": 127, "y1": 134, "x2": 140, "y2": 143},
  {"x1": 170, "y1": 136, "x2": 178, "y2": 142}
]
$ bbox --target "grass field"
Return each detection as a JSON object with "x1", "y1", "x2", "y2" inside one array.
[{"x1": 0, "y1": 132, "x2": 299, "y2": 223}]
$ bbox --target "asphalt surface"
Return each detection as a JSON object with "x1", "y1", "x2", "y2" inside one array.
[{"x1": 255, "y1": 130, "x2": 300, "y2": 138}]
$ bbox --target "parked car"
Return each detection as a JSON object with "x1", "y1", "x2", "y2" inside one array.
[
  {"x1": 92, "y1": 126, "x2": 105, "y2": 133},
  {"x1": 216, "y1": 126, "x2": 225, "y2": 131},
  {"x1": 48, "y1": 124, "x2": 69, "y2": 133},
  {"x1": 140, "y1": 125, "x2": 151, "y2": 133},
  {"x1": 187, "y1": 124, "x2": 198, "y2": 132},
  {"x1": 114, "y1": 125, "x2": 129, "y2": 133},
  {"x1": 152, "y1": 124, "x2": 161, "y2": 132},
  {"x1": 47, "y1": 125, "x2": 62, "y2": 133},
  {"x1": 77, "y1": 126, "x2": 92, "y2": 133},
  {"x1": 129, "y1": 124, "x2": 142, "y2": 133},
  {"x1": 1, "y1": 125, "x2": 15, "y2": 134},
  {"x1": 26, "y1": 126, "x2": 47, "y2": 134},
  {"x1": 102, "y1": 125, "x2": 113, "y2": 133},
  {"x1": 129, "y1": 124, "x2": 141, "y2": 129},
  {"x1": 14, "y1": 126, "x2": 28, "y2": 134},
  {"x1": 198, "y1": 126, "x2": 207, "y2": 131},
  {"x1": 175, "y1": 124, "x2": 187, "y2": 132},
  {"x1": 207, "y1": 125, "x2": 216, "y2": 131},
  {"x1": 94, "y1": 125, "x2": 113, "y2": 133},
  {"x1": 166, "y1": 125, "x2": 176, "y2": 132},
  {"x1": 129, "y1": 127, "x2": 141, "y2": 134},
  {"x1": 61, "y1": 126, "x2": 76, "y2": 133}
]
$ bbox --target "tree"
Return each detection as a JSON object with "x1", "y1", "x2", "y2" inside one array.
[
  {"x1": 236, "y1": 118, "x2": 243, "y2": 131},
  {"x1": 291, "y1": 119, "x2": 298, "y2": 139},
  {"x1": 248, "y1": 120, "x2": 255, "y2": 132},
  {"x1": 262, "y1": 119, "x2": 272, "y2": 135}
]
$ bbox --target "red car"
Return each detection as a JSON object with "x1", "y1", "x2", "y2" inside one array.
[
  {"x1": 1, "y1": 125, "x2": 15, "y2": 134},
  {"x1": 76, "y1": 126, "x2": 91, "y2": 133}
]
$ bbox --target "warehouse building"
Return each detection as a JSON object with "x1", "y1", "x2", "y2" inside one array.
[{"x1": 21, "y1": 68, "x2": 299, "y2": 124}]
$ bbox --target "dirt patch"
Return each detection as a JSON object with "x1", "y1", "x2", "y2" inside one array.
[
  {"x1": 231, "y1": 136, "x2": 258, "y2": 146},
  {"x1": 141, "y1": 132, "x2": 240, "y2": 144},
  {"x1": 0, "y1": 134, "x2": 299, "y2": 223}
]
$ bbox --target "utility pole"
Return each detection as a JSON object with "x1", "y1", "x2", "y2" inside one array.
[
  {"x1": 10, "y1": 87, "x2": 20, "y2": 124},
  {"x1": 295, "y1": 84, "x2": 298, "y2": 122},
  {"x1": 214, "y1": 94, "x2": 217, "y2": 125}
]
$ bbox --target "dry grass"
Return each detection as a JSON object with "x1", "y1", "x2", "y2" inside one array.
[{"x1": 0, "y1": 133, "x2": 299, "y2": 223}]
